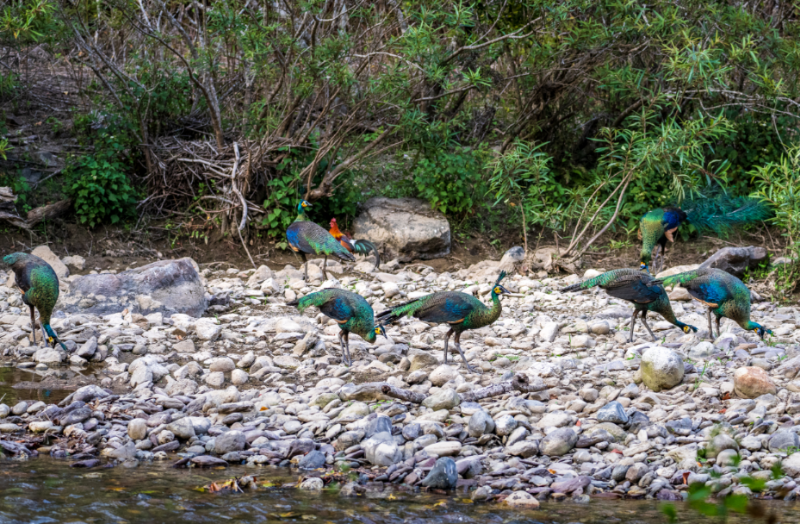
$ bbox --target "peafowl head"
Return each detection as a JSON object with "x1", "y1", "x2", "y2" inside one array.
[
  {"x1": 366, "y1": 324, "x2": 387, "y2": 343},
  {"x1": 44, "y1": 324, "x2": 68, "y2": 352},
  {"x1": 750, "y1": 323, "x2": 773, "y2": 340},
  {"x1": 297, "y1": 200, "x2": 311, "y2": 214},
  {"x1": 639, "y1": 261, "x2": 650, "y2": 273},
  {"x1": 681, "y1": 324, "x2": 698, "y2": 334},
  {"x1": 492, "y1": 271, "x2": 511, "y2": 297}
]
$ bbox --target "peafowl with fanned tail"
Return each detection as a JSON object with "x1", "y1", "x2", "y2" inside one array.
[
  {"x1": 288, "y1": 288, "x2": 385, "y2": 366},
  {"x1": 329, "y1": 218, "x2": 380, "y2": 269},
  {"x1": 4, "y1": 252, "x2": 68, "y2": 351},
  {"x1": 377, "y1": 272, "x2": 510, "y2": 373},
  {"x1": 639, "y1": 194, "x2": 771, "y2": 274},
  {"x1": 561, "y1": 268, "x2": 697, "y2": 342},
  {"x1": 286, "y1": 200, "x2": 355, "y2": 281},
  {"x1": 655, "y1": 267, "x2": 772, "y2": 340}
]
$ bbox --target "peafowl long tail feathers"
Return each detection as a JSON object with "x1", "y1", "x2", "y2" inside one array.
[{"x1": 683, "y1": 193, "x2": 772, "y2": 235}]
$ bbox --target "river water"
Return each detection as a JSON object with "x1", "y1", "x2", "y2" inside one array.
[{"x1": 1, "y1": 458, "x2": 799, "y2": 524}]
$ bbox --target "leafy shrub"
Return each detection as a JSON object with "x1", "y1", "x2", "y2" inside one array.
[
  {"x1": 68, "y1": 156, "x2": 137, "y2": 227},
  {"x1": 750, "y1": 145, "x2": 800, "y2": 295},
  {"x1": 68, "y1": 111, "x2": 138, "y2": 227},
  {"x1": 412, "y1": 147, "x2": 487, "y2": 218}
]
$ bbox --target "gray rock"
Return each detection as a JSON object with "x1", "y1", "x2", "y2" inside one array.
[
  {"x1": 422, "y1": 389, "x2": 460, "y2": 411},
  {"x1": 467, "y1": 410, "x2": 495, "y2": 437},
  {"x1": 72, "y1": 385, "x2": 109, "y2": 403},
  {"x1": 33, "y1": 348, "x2": 64, "y2": 364},
  {"x1": 540, "y1": 427, "x2": 578, "y2": 456},
  {"x1": 494, "y1": 414, "x2": 518, "y2": 436},
  {"x1": 62, "y1": 258, "x2": 207, "y2": 317},
  {"x1": 362, "y1": 431, "x2": 402, "y2": 466},
  {"x1": 641, "y1": 347, "x2": 684, "y2": 391},
  {"x1": 716, "y1": 449, "x2": 739, "y2": 467},
  {"x1": 0, "y1": 404, "x2": 8, "y2": 418},
  {"x1": 365, "y1": 416, "x2": 393, "y2": 438},
  {"x1": 214, "y1": 430, "x2": 246, "y2": 454},
  {"x1": 299, "y1": 477, "x2": 324, "y2": 490},
  {"x1": 353, "y1": 197, "x2": 450, "y2": 261},
  {"x1": 191, "y1": 455, "x2": 229, "y2": 467},
  {"x1": 108, "y1": 442, "x2": 137, "y2": 461},
  {"x1": 420, "y1": 457, "x2": 458, "y2": 489},
  {"x1": 769, "y1": 430, "x2": 799, "y2": 453},
  {"x1": 76, "y1": 337, "x2": 98, "y2": 359},
  {"x1": 298, "y1": 450, "x2": 327, "y2": 470},
  {"x1": 167, "y1": 418, "x2": 196, "y2": 440},
  {"x1": 700, "y1": 246, "x2": 767, "y2": 278},
  {"x1": 597, "y1": 401, "x2": 629, "y2": 425},
  {"x1": 61, "y1": 407, "x2": 92, "y2": 426},
  {"x1": 127, "y1": 419, "x2": 148, "y2": 440},
  {"x1": 506, "y1": 440, "x2": 539, "y2": 458},
  {"x1": 707, "y1": 433, "x2": 739, "y2": 459}
]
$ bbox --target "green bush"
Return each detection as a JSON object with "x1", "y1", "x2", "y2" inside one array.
[
  {"x1": 412, "y1": 147, "x2": 487, "y2": 218},
  {"x1": 68, "y1": 156, "x2": 138, "y2": 227}
]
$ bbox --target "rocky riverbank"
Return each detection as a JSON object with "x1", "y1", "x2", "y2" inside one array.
[{"x1": 1, "y1": 247, "x2": 800, "y2": 509}]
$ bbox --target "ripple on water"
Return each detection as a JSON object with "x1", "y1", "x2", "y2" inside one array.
[{"x1": 0, "y1": 458, "x2": 799, "y2": 524}]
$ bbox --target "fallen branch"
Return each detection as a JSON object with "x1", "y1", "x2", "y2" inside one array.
[
  {"x1": 375, "y1": 374, "x2": 546, "y2": 405},
  {"x1": 380, "y1": 384, "x2": 427, "y2": 403},
  {"x1": 460, "y1": 374, "x2": 546, "y2": 402}
]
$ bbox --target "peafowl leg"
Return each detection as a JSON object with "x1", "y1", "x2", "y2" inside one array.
[
  {"x1": 715, "y1": 315, "x2": 721, "y2": 340},
  {"x1": 301, "y1": 253, "x2": 309, "y2": 280},
  {"x1": 344, "y1": 331, "x2": 352, "y2": 366},
  {"x1": 628, "y1": 310, "x2": 639, "y2": 343},
  {"x1": 641, "y1": 312, "x2": 657, "y2": 342},
  {"x1": 453, "y1": 331, "x2": 477, "y2": 373},
  {"x1": 28, "y1": 306, "x2": 36, "y2": 345},
  {"x1": 322, "y1": 255, "x2": 328, "y2": 281},
  {"x1": 338, "y1": 331, "x2": 351, "y2": 367},
  {"x1": 706, "y1": 309, "x2": 714, "y2": 339},
  {"x1": 442, "y1": 329, "x2": 453, "y2": 364}
]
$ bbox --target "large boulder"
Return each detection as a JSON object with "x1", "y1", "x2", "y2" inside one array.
[
  {"x1": 353, "y1": 197, "x2": 450, "y2": 261},
  {"x1": 61, "y1": 258, "x2": 206, "y2": 317},
  {"x1": 699, "y1": 246, "x2": 768, "y2": 278}
]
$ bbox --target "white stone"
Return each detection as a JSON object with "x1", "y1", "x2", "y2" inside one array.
[{"x1": 640, "y1": 347, "x2": 684, "y2": 392}]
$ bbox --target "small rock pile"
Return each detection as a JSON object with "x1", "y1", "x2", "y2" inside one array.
[{"x1": 1, "y1": 247, "x2": 800, "y2": 507}]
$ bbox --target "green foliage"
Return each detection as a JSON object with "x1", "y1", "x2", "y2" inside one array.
[
  {"x1": 750, "y1": 145, "x2": 800, "y2": 295},
  {"x1": 68, "y1": 156, "x2": 137, "y2": 227},
  {"x1": 661, "y1": 464, "x2": 781, "y2": 523},
  {"x1": 67, "y1": 112, "x2": 139, "y2": 227},
  {"x1": 412, "y1": 146, "x2": 487, "y2": 218},
  {"x1": 490, "y1": 140, "x2": 576, "y2": 250}
]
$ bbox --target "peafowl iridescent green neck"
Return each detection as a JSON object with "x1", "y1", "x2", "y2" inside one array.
[
  {"x1": 294, "y1": 200, "x2": 311, "y2": 222},
  {"x1": 465, "y1": 289, "x2": 503, "y2": 329}
]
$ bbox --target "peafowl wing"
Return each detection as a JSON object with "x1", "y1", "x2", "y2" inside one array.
[
  {"x1": 287, "y1": 222, "x2": 356, "y2": 261},
  {"x1": 378, "y1": 292, "x2": 482, "y2": 324}
]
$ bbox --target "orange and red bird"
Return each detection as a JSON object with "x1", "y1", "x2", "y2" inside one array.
[{"x1": 329, "y1": 218, "x2": 381, "y2": 269}]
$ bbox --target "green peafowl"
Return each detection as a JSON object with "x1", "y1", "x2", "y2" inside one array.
[
  {"x1": 639, "y1": 194, "x2": 771, "y2": 274},
  {"x1": 286, "y1": 200, "x2": 355, "y2": 281},
  {"x1": 288, "y1": 288, "x2": 386, "y2": 366},
  {"x1": 560, "y1": 268, "x2": 697, "y2": 343},
  {"x1": 3, "y1": 252, "x2": 68, "y2": 351},
  {"x1": 655, "y1": 267, "x2": 772, "y2": 340},
  {"x1": 329, "y1": 218, "x2": 380, "y2": 269},
  {"x1": 376, "y1": 272, "x2": 511, "y2": 373}
]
